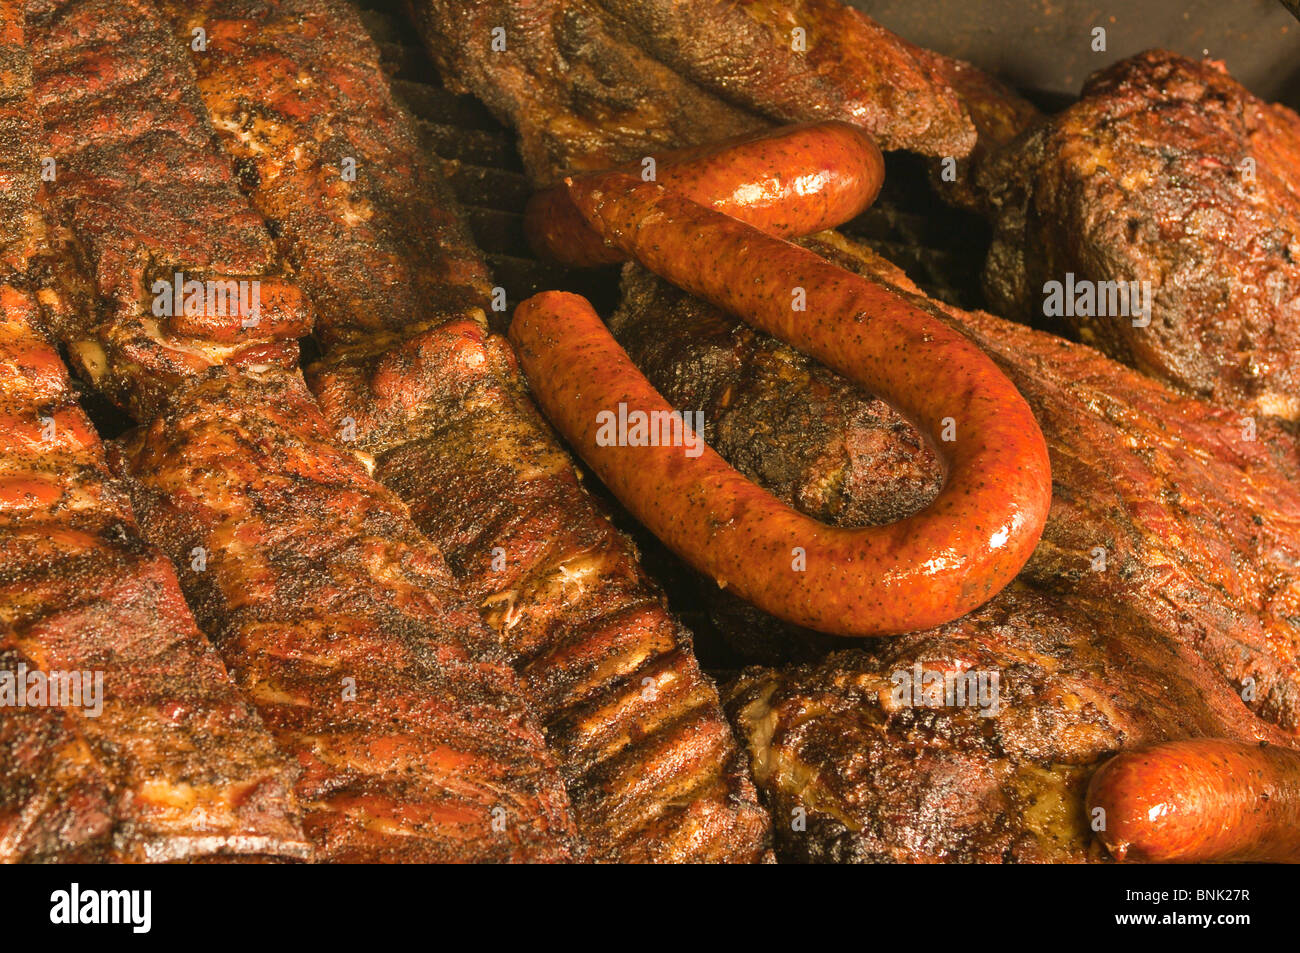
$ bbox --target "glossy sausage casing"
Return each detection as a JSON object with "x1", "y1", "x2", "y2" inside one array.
[
  {"x1": 524, "y1": 122, "x2": 884, "y2": 267},
  {"x1": 511, "y1": 176, "x2": 1050, "y2": 637},
  {"x1": 546, "y1": 175, "x2": 1050, "y2": 635},
  {"x1": 1086, "y1": 739, "x2": 1300, "y2": 863}
]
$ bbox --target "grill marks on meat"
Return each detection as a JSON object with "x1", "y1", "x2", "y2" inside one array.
[
  {"x1": 161, "y1": 0, "x2": 770, "y2": 862},
  {"x1": 112, "y1": 370, "x2": 578, "y2": 862},
  {"x1": 611, "y1": 234, "x2": 1300, "y2": 860},
  {"x1": 0, "y1": 2, "x2": 306, "y2": 862},
  {"x1": 406, "y1": 0, "x2": 764, "y2": 185},
  {"x1": 982, "y1": 51, "x2": 1300, "y2": 422},
  {"x1": 30, "y1": 0, "x2": 580, "y2": 862}
]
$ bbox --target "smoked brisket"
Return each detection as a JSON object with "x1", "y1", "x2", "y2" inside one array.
[
  {"x1": 610, "y1": 234, "x2": 1300, "y2": 861},
  {"x1": 981, "y1": 51, "x2": 1300, "y2": 421}
]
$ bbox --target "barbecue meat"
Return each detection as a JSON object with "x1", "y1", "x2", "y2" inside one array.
[
  {"x1": 915, "y1": 50, "x2": 1042, "y2": 213},
  {"x1": 982, "y1": 50, "x2": 1300, "y2": 421},
  {"x1": 588, "y1": 0, "x2": 974, "y2": 156},
  {"x1": 611, "y1": 234, "x2": 1300, "y2": 861},
  {"x1": 406, "y1": 0, "x2": 763, "y2": 185},
  {"x1": 0, "y1": 0, "x2": 306, "y2": 862},
  {"x1": 0, "y1": 306, "x2": 310, "y2": 863},
  {"x1": 0, "y1": 293, "x2": 308, "y2": 863},
  {"x1": 112, "y1": 370, "x2": 578, "y2": 862},
  {"x1": 29, "y1": 0, "x2": 310, "y2": 421},
  {"x1": 726, "y1": 588, "x2": 1285, "y2": 863},
  {"x1": 160, "y1": 0, "x2": 770, "y2": 862},
  {"x1": 30, "y1": 0, "x2": 580, "y2": 862},
  {"x1": 611, "y1": 266, "x2": 943, "y2": 534},
  {"x1": 620, "y1": 233, "x2": 1300, "y2": 726},
  {"x1": 0, "y1": 635, "x2": 113, "y2": 862},
  {"x1": 608, "y1": 262, "x2": 942, "y2": 664},
  {"x1": 406, "y1": 0, "x2": 1035, "y2": 184}
]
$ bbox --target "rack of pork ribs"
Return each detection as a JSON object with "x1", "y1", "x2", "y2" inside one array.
[
  {"x1": 3, "y1": 0, "x2": 1299, "y2": 864},
  {"x1": 3, "y1": 0, "x2": 768, "y2": 863}
]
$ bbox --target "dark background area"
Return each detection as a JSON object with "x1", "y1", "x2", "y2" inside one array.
[{"x1": 856, "y1": 0, "x2": 1300, "y2": 108}]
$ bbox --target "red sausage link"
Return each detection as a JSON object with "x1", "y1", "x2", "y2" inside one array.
[
  {"x1": 544, "y1": 174, "x2": 1050, "y2": 634},
  {"x1": 1086, "y1": 739, "x2": 1300, "y2": 863},
  {"x1": 511, "y1": 233, "x2": 1049, "y2": 636},
  {"x1": 524, "y1": 122, "x2": 884, "y2": 267}
]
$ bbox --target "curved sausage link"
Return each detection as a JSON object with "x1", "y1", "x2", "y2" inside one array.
[
  {"x1": 544, "y1": 174, "x2": 1050, "y2": 635},
  {"x1": 524, "y1": 122, "x2": 884, "y2": 267},
  {"x1": 510, "y1": 279, "x2": 1050, "y2": 635},
  {"x1": 1086, "y1": 739, "x2": 1300, "y2": 863}
]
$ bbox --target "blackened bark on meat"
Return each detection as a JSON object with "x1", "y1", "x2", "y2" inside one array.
[
  {"x1": 161, "y1": 0, "x2": 771, "y2": 863},
  {"x1": 591, "y1": 0, "x2": 975, "y2": 156},
  {"x1": 610, "y1": 264, "x2": 943, "y2": 531},
  {"x1": 725, "y1": 588, "x2": 1282, "y2": 863},
  {"x1": 623, "y1": 234, "x2": 1300, "y2": 728},
  {"x1": 407, "y1": 0, "x2": 1038, "y2": 190},
  {"x1": 612, "y1": 233, "x2": 1300, "y2": 861},
  {"x1": 982, "y1": 50, "x2": 1300, "y2": 421},
  {"x1": 0, "y1": 0, "x2": 306, "y2": 862},
  {"x1": 406, "y1": 0, "x2": 765, "y2": 185},
  {"x1": 609, "y1": 262, "x2": 943, "y2": 663},
  {"x1": 916, "y1": 51, "x2": 1042, "y2": 213},
  {"x1": 155, "y1": 0, "x2": 495, "y2": 353},
  {"x1": 30, "y1": 0, "x2": 580, "y2": 862}
]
